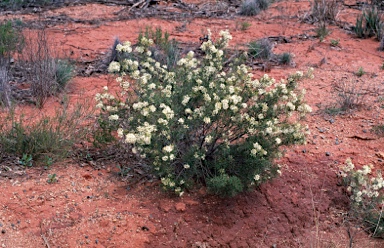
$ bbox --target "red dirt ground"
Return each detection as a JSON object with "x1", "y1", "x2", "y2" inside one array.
[{"x1": 1, "y1": 1, "x2": 384, "y2": 247}]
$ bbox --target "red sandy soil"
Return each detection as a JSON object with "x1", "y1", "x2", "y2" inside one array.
[{"x1": 1, "y1": 1, "x2": 384, "y2": 247}]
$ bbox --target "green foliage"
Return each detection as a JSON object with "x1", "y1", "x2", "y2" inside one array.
[
  {"x1": 0, "y1": 103, "x2": 91, "y2": 165},
  {"x1": 248, "y1": 38, "x2": 273, "y2": 60},
  {"x1": 239, "y1": 0, "x2": 270, "y2": 16},
  {"x1": 55, "y1": 59, "x2": 75, "y2": 92},
  {"x1": 0, "y1": 20, "x2": 24, "y2": 63},
  {"x1": 355, "y1": 15, "x2": 365, "y2": 38},
  {"x1": 340, "y1": 158, "x2": 384, "y2": 238},
  {"x1": 278, "y1": 52, "x2": 292, "y2": 65},
  {"x1": 330, "y1": 39, "x2": 340, "y2": 47},
  {"x1": 238, "y1": 21, "x2": 251, "y2": 31},
  {"x1": 315, "y1": 22, "x2": 330, "y2": 42},
  {"x1": 355, "y1": 67, "x2": 366, "y2": 77},
  {"x1": 19, "y1": 153, "x2": 33, "y2": 167},
  {"x1": 47, "y1": 173, "x2": 57, "y2": 183},
  {"x1": 207, "y1": 174, "x2": 244, "y2": 197},
  {"x1": 97, "y1": 30, "x2": 312, "y2": 197},
  {"x1": 354, "y1": 7, "x2": 384, "y2": 40}
]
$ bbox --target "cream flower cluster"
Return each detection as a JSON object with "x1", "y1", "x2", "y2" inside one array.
[{"x1": 341, "y1": 158, "x2": 383, "y2": 204}]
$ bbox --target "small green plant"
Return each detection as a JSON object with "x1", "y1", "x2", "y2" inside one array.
[
  {"x1": 356, "y1": 67, "x2": 366, "y2": 77},
  {"x1": 330, "y1": 39, "x2": 340, "y2": 47},
  {"x1": 47, "y1": 173, "x2": 57, "y2": 183},
  {"x1": 98, "y1": 30, "x2": 313, "y2": 197},
  {"x1": 239, "y1": 0, "x2": 269, "y2": 16},
  {"x1": 19, "y1": 153, "x2": 33, "y2": 167},
  {"x1": 248, "y1": 38, "x2": 273, "y2": 60},
  {"x1": 43, "y1": 155, "x2": 54, "y2": 167},
  {"x1": 55, "y1": 59, "x2": 75, "y2": 92},
  {"x1": 278, "y1": 52, "x2": 292, "y2": 65},
  {"x1": 340, "y1": 158, "x2": 384, "y2": 238},
  {"x1": 381, "y1": 61, "x2": 384, "y2": 70},
  {"x1": 315, "y1": 22, "x2": 330, "y2": 42},
  {"x1": 238, "y1": 21, "x2": 251, "y2": 31}
]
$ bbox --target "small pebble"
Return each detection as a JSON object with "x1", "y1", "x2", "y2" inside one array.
[
  {"x1": 326, "y1": 152, "x2": 331, "y2": 156},
  {"x1": 363, "y1": 129, "x2": 368, "y2": 133},
  {"x1": 302, "y1": 149, "x2": 306, "y2": 153},
  {"x1": 329, "y1": 118, "x2": 335, "y2": 124}
]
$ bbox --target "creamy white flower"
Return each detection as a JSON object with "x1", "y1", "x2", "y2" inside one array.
[
  {"x1": 108, "y1": 62, "x2": 120, "y2": 73},
  {"x1": 162, "y1": 145, "x2": 174, "y2": 153},
  {"x1": 108, "y1": 114, "x2": 119, "y2": 121},
  {"x1": 182, "y1": 95, "x2": 190, "y2": 106},
  {"x1": 125, "y1": 133, "x2": 137, "y2": 144},
  {"x1": 205, "y1": 135, "x2": 213, "y2": 143}
]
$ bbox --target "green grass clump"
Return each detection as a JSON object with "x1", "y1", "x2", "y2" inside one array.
[
  {"x1": 55, "y1": 59, "x2": 75, "y2": 92},
  {"x1": 248, "y1": 38, "x2": 273, "y2": 60},
  {"x1": 278, "y1": 52, "x2": 292, "y2": 65},
  {"x1": 354, "y1": 6, "x2": 383, "y2": 40},
  {"x1": 0, "y1": 103, "x2": 91, "y2": 165}
]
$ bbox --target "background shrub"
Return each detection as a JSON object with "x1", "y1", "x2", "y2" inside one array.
[
  {"x1": 0, "y1": 20, "x2": 24, "y2": 108},
  {"x1": 21, "y1": 27, "x2": 75, "y2": 107},
  {"x1": 96, "y1": 30, "x2": 312, "y2": 197},
  {"x1": 239, "y1": 0, "x2": 269, "y2": 16},
  {"x1": 304, "y1": 0, "x2": 340, "y2": 24}
]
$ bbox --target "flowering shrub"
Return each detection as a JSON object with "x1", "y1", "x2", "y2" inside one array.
[
  {"x1": 96, "y1": 30, "x2": 312, "y2": 197},
  {"x1": 340, "y1": 158, "x2": 384, "y2": 238}
]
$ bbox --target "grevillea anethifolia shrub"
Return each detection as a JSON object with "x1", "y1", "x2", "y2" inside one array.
[
  {"x1": 96, "y1": 30, "x2": 312, "y2": 197},
  {"x1": 340, "y1": 158, "x2": 384, "y2": 238}
]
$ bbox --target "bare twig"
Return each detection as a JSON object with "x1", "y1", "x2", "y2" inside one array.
[{"x1": 41, "y1": 234, "x2": 51, "y2": 248}]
